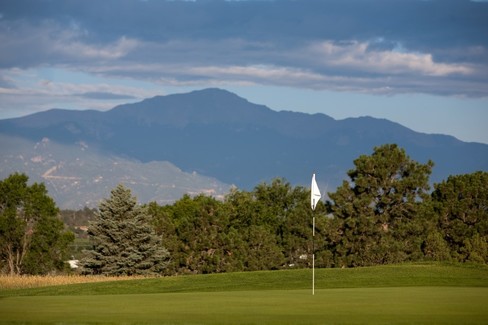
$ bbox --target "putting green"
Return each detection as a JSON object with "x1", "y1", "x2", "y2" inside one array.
[{"x1": 1, "y1": 287, "x2": 487, "y2": 324}]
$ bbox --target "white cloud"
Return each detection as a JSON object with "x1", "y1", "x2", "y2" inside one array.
[
  {"x1": 53, "y1": 36, "x2": 139, "y2": 61},
  {"x1": 190, "y1": 65, "x2": 324, "y2": 83},
  {"x1": 308, "y1": 41, "x2": 473, "y2": 77}
]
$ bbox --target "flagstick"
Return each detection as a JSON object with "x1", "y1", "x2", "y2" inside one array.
[
  {"x1": 312, "y1": 214, "x2": 315, "y2": 295},
  {"x1": 313, "y1": 252, "x2": 315, "y2": 295},
  {"x1": 311, "y1": 173, "x2": 320, "y2": 296}
]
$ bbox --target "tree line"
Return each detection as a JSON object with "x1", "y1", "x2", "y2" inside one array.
[{"x1": 1, "y1": 144, "x2": 486, "y2": 275}]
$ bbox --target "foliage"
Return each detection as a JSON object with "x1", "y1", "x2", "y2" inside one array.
[
  {"x1": 0, "y1": 173, "x2": 74, "y2": 275},
  {"x1": 16, "y1": 143, "x2": 487, "y2": 276},
  {"x1": 432, "y1": 171, "x2": 488, "y2": 263},
  {"x1": 146, "y1": 147, "x2": 487, "y2": 273},
  {"x1": 149, "y1": 179, "x2": 323, "y2": 274},
  {"x1": 325, "y1": 144, "x2": 434, "y2": 267},
  {"x1": 149, "y1": 194, "x2": 239, "y2": 274},
  {"x1": 59, "y1": 207, "x2": 96, "y2": 238},
  {"x1": 81, "y1": 184, "x2": 169, "y2": 276}
]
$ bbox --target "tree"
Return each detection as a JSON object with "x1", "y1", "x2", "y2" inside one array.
[
  {"x1": 0, "y1": 173, "x2": 74, "y2": 275},
  {"x1": 326, "y1": 144, "x2": 434, "y2": 267},
  {"x1": 147, "y1": 202, "x2": 181, "y2": 275},
  {"x1": 146, "y1": 177, "x2": 335, "y2": 274},
  {"x1": 60, "y1": 207, "x2": 96, "y2": 238},
  {"x1": 255, "y1": 179, "x2": 327, "y2": 268},
  {"x1": 225, "y1": 184, "x2": 285, "y2": 271},
  {"x1": 164, "y1": 194, "x2": 236, "y2": 274},
  {"x1": 81, "y1": 184, "x2": 169, "y2": 276},
  {"x1": 432, "y1": 171, "x2": 488, "y2": 263}
]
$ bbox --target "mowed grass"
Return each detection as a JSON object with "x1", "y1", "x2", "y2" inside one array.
[
  {"x1": 2, "y1": 287, "x2": 488, "y2": 325},
  {"x1": 0, "y1": 263, "x2": 487, "y2": 324}
]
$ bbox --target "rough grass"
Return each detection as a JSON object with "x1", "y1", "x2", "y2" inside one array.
[{"x1": 0, "y1": 274, "x2": 143, "y2": 290}]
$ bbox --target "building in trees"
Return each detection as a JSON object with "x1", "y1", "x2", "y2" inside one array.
[{"x1": 81, "y1": 184, "x2": 169, "y2": 276}]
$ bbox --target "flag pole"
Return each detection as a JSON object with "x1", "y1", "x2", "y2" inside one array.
[
  {"x1": 312, "y1": 210, "x2": 315, "y2": 296},
  {"x1": 310, "y1": 173, "x2": 321, "y2": 296}
]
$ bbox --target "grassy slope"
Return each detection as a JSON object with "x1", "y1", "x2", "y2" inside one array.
[
  {"x1": 1, "y1": 264, "x2": 487, "y2": 325},
  {"x1": 2, "y1": 263, "x2": 487, "y2": 297}
]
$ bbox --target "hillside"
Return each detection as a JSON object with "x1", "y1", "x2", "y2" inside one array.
[
  {"x1": 1, "y1": 88, "x2": 487, "y2": 208},
  {"x1": 0, "y1": 135, "x2": 229, "y2": 209}
]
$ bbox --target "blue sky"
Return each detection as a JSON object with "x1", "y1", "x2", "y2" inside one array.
[{"x1": 1, "y1": 0, "x2": 487, "y2": 143}]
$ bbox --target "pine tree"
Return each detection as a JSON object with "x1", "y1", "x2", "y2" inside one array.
[
  {"x1": 432, "y1": 171, "x2": 488, "y2": 263},
  {"x1": 81, "y1": 184, "x2": 169, "y2": 276},
  {"x1": 326, "y1": 144, "x2": 434, "y2": 267}
]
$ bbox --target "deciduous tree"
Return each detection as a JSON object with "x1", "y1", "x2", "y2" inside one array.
[{"x1": 0, "y1": 173, "x2": 74, "y2": 275}]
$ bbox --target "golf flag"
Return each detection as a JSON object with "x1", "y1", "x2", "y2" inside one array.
[{"x1": 311, "y1": 173, "x2": 321, "y2": 211}]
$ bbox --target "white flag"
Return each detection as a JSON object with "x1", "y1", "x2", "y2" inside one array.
[{"x1": 311, "y1": 173, "x2": 321, "y2": 210}]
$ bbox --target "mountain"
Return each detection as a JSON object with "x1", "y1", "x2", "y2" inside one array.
[
  {"x1": 1, "y1": 88, "x2": 487, "y2": 208},
  {"x1": 0, "y1": 135, "x2": 230, "y2": 209}
]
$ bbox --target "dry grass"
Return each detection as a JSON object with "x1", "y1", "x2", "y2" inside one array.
[{"x1": 0, "y1": 274, "x2": 144, "y2": 290}]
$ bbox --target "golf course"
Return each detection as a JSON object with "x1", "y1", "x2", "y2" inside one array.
[{"x1": 1, "y1": 263, "x2": 487, "y2": 324}]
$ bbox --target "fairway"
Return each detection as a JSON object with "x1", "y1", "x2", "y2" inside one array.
[
  {"x1": 1, "y1": 287, "x2": 488, "y2": 324},
  {"x1": 1, "y1": 264, "x2": 488, "y2": 324}
]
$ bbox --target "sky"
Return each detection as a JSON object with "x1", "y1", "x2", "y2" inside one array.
[{"x1": 1, "y1": 0, "x2": 487, "y2": 143}]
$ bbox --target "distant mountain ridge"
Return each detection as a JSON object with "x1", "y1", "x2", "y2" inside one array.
[{"x1": 1, "y1": 88, "x2": 487, "y2": 208}]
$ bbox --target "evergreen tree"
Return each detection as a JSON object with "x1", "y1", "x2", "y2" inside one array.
[
  {"x1": 82, "y1": 184, "x2": 169, "y2": 276},
  {"x1": 326, "y1": 144, "x2": 434, "y2": 267},
  {"x1": 432, "y1": 171, "x2": 488, "y2": 263}
]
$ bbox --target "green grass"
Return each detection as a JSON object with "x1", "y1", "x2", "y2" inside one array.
[
  {"x1": 1, "y1": 263, "x2": 487, "y2": 324},
  {"x1": 3, "y1": 262, "x2": 487, "y2": 297},
  {"x1": 1, "y1": 287, "x2": 487, "y2": 325}
]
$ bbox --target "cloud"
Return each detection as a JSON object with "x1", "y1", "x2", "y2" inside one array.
[
  {"x1": 79, "y1": 92, "x2": 138, "y2": 100},
  {"x1": 0, "y1": 75, "x2": 15, "y2": 89},
  {"x1": 53, "y1": 36, "x2": 139, "y2": 61},
  {"x1": 0, "y1": 67, "x2": 162, "y2": 117},
  {"x1": 0, "y1": 20, "x2": 138, "y2": 68},
  {"x1": 81, "y1": 37, "x2": 483, "y2": 97},
  {"x1": 307, "y1": 41, "x2": 474, "y2": 77},
  {"x1": 0, "y1": 80, "x2": 136, "y2": 100},
  {"x1": 0, "y1": 0, "x2": 487, "y2": 99}
]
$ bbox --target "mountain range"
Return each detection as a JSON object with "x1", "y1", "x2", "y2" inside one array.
[{"x1": 1, "y1": 88, "x2": 487, "y2": 209}]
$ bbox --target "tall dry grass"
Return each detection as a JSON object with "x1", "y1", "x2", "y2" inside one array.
[{"x1": 0, "y1": 274, "x2": 143, "y2": 290}]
